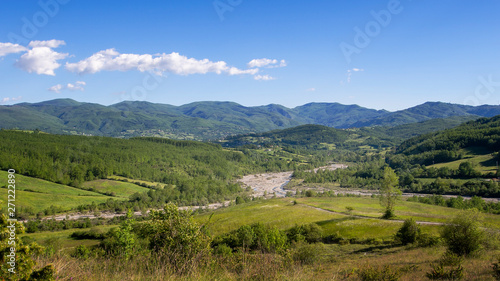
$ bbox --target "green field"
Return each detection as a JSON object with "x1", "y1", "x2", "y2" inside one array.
[
  {"x1": 20, "y1": 225, "x2": 116, "y2": 251},
  {"x1": 195, "y1": 198, "x2": 346, "y2": 236},
  {"x1": 296, "y1": 196, "x2": 500, "y2": 229},
  {"x1": 107, "y1": 176, "x2": 165, "y2": 188},
  {"x1": 0, "y1": 170, "x2": 102, "y2": 196},
  {"x1": 19, "y1": 195, "x2": 500, "y2": 280},
  {"x1": 0, "y1": 170, "x2": 118, "y2": 213},
  {"x1": 428, "y1": 147, "x2": 498, "y2": 174},
  {"x1": 81, "y1": 179, "x2": 150, "y2": 198},
  {"x1": 0, "y1": 188, "x2": 113, "y2": 213}
]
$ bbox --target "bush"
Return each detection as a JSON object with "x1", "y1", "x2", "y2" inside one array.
[
  {"x1": 442, "y1": 210, "x2": 484, "y2": 256},
  {"x1": 71, "y1": 227, "x2": 106, "y2": 240},
  {"x1": 286, "y1": 223, "x2": 323, "y2": 243},
  {"x1": 138, "y1": 203, "x2": 211, "y2": 273},
  {"x1": 305, "y1": 190, "x2": 316, "y2": 197},
  {"x1": 214, "y1": 243, "x2": 233, "y2": 258},
  {"x1": 0, "y1": 213, "x2": 55, "y2": 280},
  {"x1": 417, "y1": 233, "x2": 440, "y2": 248},
  {"x1": 292, "y1": 242, "x2": 325, "y2": 265},
  {"x1": 213, "y1": 223, "x2": 288, "y2": 254},
  {"x1": 395, "y1": 218, "x2": 420, "y2": 245},
  {"x1": 426, "y1": 252, "x2": 465, "y2": 280},
  {"x1": 72, "y1": 245, "x2": 91, "y2": 260},
  {"x1": 493, "y1": 257, "x2": 500, "y2": 280},
  {"x1": 358, "y1": 264, "x2": 402, "y2": 281}
]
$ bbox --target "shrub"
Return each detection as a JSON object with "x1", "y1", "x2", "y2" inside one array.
[
  {"x1": 235, "y1": 196, "x2": 244, "y2": 204},
  {"x1": 305, "y1": 190, "x2": 316, "y2": 197},
  {"x1": 0, "y1": 213, "x2": 55, "y2": 280},
  {"x1": 493, "y1": 257, "x2": 500, "y2": 280},
  {"x1": 213, "y1": 223, "x2": 288, "y2": 254},
  {"x1": 101, "y1": 209, "x2": 136, "y2": 260},
  {"x1": 71, "y1": 227, "x2": 106, "y2": 240},
  {"x1": 214, "y1": 243, "x2": 233, "y2": 258},
  {"x1": 426, "y1": 252, "x2": 465, "y2": 280},
  {"x1": 292, "y1": 242, "x2": 325, "y2": 265},
  {"x1": 286, "y1": 223, "x2": 323, "y2": 243},
  {"x1": 395, "y1": 218, "x2": 421, "y2": 245},
  {"x1": 417, "y1": 233, "x2": 440, "y2": 248},
  {"x1": 138, "y1": 203, "x2": 211, "y2": 273},
  {"x1": 72, "y1": 245, "x2": 91, "y2": 260},
  {"x1": 357, "y1": 264, "x2": 402, "y2": 281},
  {"x1": 442, "y1": 210, "x2": 484, "y2": 256}
]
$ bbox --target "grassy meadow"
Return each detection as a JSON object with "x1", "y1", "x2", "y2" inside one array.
[{"x1": 24, "y1": 195, "x2": 500, "y2": 280}]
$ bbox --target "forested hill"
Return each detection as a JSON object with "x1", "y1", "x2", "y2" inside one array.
[
  {"x1": 222, "y1": 116, "x2": 481, "y2": 150},
  {"x1": 0, "y1": 130, "x2": 296, "y2": 205},
  {"x1": 391, "y1": 115, "x2": 500, "y2": 166},
  {"x1": 220, "y1": 124, "x2": 388, "y2": 151},
  {"x1": 2, "y1": 99, "x2": 500, "y2": 140}
]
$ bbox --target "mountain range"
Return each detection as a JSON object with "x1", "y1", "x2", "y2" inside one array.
[{"x1": 1, "y1": 99, "x2": 500, "y2": 140}]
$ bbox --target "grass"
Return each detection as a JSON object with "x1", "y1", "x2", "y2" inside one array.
[
  {"x1": 107, "y1": 175, "x2": 164, "y2": 188},
  {"x1": 0, "y1": 188, "x2": 113, "y2": 213},
  {"x1": 429, "y1": 147, "x2": 498, "y2": 174},
  {"x1": 195, "y1": 198, "x2": 345, "y2": 236},
  {"x1": 195, "y1": 197, "x2": 457, "y2": 241},
  {"x1": 0, "y1": 170, "x2": 102, "y2": 196},
  {"x1": 297, "y1": 196, "x2": 500, "y2": 230},
  {"x1": 20, "y1": 225, "x2": 116, "y2": 250},
  {"x1": 19, "y1": 195, "x2": 500, "y2": 280},
  {"x1": 81, "y1": 179, "x2": 150, "y2": 198}
]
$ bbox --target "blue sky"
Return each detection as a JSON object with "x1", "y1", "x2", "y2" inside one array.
[{"x1": 0, "y1": 0, "x2": 499, "y2": 111}]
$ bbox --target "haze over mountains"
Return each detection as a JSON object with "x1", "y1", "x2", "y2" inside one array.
[{"x1": 1, "y1": 99, "x2": 500, "y2": 140}]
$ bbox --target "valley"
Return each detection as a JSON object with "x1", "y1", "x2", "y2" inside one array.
[{"x1": 1, "y1": 105, "x2": 500, "y2": 281}]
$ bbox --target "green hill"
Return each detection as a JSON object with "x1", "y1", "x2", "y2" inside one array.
[
  {"x1": 3, "y1": 99, "x2": 500, "y2": 140},
  {"x1": 391, "y1": 115, "x2": 500, "y2": 169}
]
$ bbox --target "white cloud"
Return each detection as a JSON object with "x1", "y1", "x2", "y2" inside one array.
[
  {"x1": 248, "y1": 58, "x2": 277, "y2": 68},
  {"x1": 48, "y1": 84, "x2": 63, "y2": 93},
  {"x1": 65, "y1": 49, "x2": 257, "y2": 77},
  {"x1": 28, "y1": 39, "x2": 65, "y2": 48},
  {"x1": 248, "y1": 58, "x2": 287, "y2": 68},
  {"x1": 15, "y1": 40, "x2": 68, "y2": 76},
  {"x1": 48, "y1": 81, "x2": 86, "y2": 93},
  {"x1": 0, "y1": 43, "x2": 27, "y2": 57},
  {"x1": 254, "y1": 74, "x2": 275, "y2": 81},
  {"x1": 227, "y1": 67, "x2": 259, "y2": 75},
  {"x1": 0, "y1": 96, "x2": 22, "y2": 104},
  {"x1": 306, "y1": 88, "x2": 316, "y2": 92},
  {"x1": 346, "y1": 68, "x2": 364, "y2": 83}
]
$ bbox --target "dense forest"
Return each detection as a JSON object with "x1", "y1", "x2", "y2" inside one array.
[
  {"x1": 291, "y1": 115, "x2": 500, "y2": 199},
  {"x1": 0, "y1": 130, "x2": 299, "y2": 205},
  {"x1": 390, "y1": 116, "x2": 500, "y2": 167}
]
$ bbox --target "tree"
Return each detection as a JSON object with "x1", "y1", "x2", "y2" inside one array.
[
  {"x1": 442, "y1": 209, "x2": 484, "y2": 256},
  {"x1": 395, "y1": 218, "x2": 421, "y2": 245},
  {"x1": 379, "y1": 167, "x2": 401, "y2": 219},
  {"x1": 457, "y1": 161, "x2": 478, "y2": 178}
]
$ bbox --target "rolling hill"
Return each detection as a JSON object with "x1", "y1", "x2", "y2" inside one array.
[
  {"x1": 1, "y1": 99, "x2": 500, "y2": 140},
  {"x1": 391, "y1": 115, "x2": 500, "y2": 169}
]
